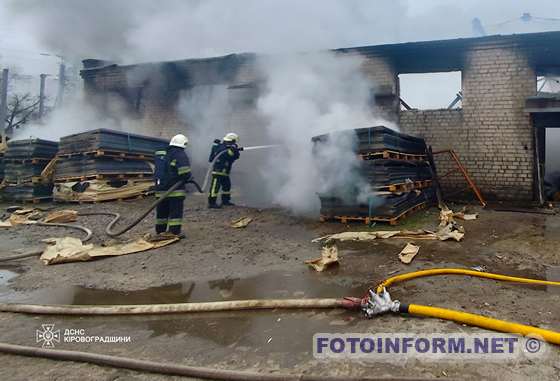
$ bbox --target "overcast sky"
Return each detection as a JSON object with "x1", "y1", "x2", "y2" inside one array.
[
  {"x1": 0, "y1": 0, "x2": 559, "y2": 77},
  {"x1": 0, "y1": 0, "x2": 558, "y2": 111}
]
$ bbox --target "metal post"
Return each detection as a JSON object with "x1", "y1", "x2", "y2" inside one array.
[
  {"x1": 56, "y1": 62, "x2": 65, "y2": 107},
  {"x1": 0, "y1": 68, "x2": 8, "y2": 144},
  {"x1": 39, "y1": 74, "x2": 47, "y2": 120}
]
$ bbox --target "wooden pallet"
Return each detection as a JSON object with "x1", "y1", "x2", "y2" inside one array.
[
  {"x1": 375, "y1": 180, "x2": 432, "y2": 193},
  {"x1": 54, "y1": 172, "x2": 153, "y2": 183},
  {"x1": 57, "y1": 150, "x2": 153, "y2": 160},
  {"x1": 4, "y1": 157, "x2": 53, "y2": 164},
  {"x1": 55, "y1": 192, "x2": 153, "y2": 204},
  {"x1": 5, "y1": 176, "x2": 50, "y2": 185},
  {"x1": 320, "y1": 202, "x2": 427, "y2": 226},
  {"x1": 13, "y1": 197, "x2": 53, "y2": 204},
  {"x1": 360, "y1": 150, "x2": 427, "y2": 162}
]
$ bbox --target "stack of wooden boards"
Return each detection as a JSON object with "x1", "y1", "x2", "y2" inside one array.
[
  {"x1": 53, "y1": 129, "x2": 168, "y2": 203},
  {"x1": 2, "y1": 139, "x2": 58, "y2": 203},
  {"x1": 315, "y1": 126, "x2": 437, "y2": 225}
]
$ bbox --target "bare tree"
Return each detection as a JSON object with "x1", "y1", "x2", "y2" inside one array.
[{"x1": 4, "y1": 93, "x2": 40, "y2": 135}]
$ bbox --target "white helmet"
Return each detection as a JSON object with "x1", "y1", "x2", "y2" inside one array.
[
  {"x1": 223, "y1": 132, "x2": 239, "y2": 143},
  {"x1": 170, "y1": 134, "x2": 189, "y2": 148}
]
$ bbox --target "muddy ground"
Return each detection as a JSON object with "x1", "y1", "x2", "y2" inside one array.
[{"x1": 0, "y1": 193, "x2": 559, "y2": 380}]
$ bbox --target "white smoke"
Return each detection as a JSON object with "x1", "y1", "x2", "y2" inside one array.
[
  {"x1": 255, "y1": 52, "x2": 391, "y2": 214},
  {"x1": 11, "y1": 92, "x2": 151, "y2": 141},
  {"x1": 5, "y1": 0, "x2": 560, "y2": 65},
  {"x1": 176, "y1": 85, "x2": 232, "y2": 178}
]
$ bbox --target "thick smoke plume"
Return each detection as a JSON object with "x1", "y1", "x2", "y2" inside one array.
[
  {"x1": 11, "y1": 93, "x2": 152, "y2": 141},
  {"x1": 6, "y1": 0, "x2": 560, "y2": 65},
  {"x1": 2, "y1": 0, "x2": 560, "y2": 211},
  {"x1": 255, "y1": 52, "x2": 387, "y2": 214},
  {"x1": 177, "y1": 52, "x2": 389, "y2": 213}
]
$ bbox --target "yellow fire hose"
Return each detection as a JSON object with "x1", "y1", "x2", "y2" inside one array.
[
  {"x1": 368, "y1": 268, "x2": 560, "y2": 345},
  {"x1": 375, "y1": 268, "x2": 560, "y2": 294},
  {"x1": 0, "y1": 267, "x2": 560, "y2": 378}
]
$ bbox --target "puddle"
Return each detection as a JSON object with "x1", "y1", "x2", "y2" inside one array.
[
  {"x1": 0, "y1": 269, "x2": 367, "y2": 365},
  {"x1": 0, "y1": 269, "x2": 17, "y2": 286},
  {"x1": 1, "y1": 269, "x2": 368, "y2": 305}
]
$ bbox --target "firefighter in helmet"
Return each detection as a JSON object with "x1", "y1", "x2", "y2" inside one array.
[
  {"x1": 154, "y1": 134, "x2": 192, "y2": 237},
  {"x1": 208, "y1": 132, "x2": 242, "y2": 208}
]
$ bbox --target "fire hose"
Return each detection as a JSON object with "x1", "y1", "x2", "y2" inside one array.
[
  {"x1": 1, "y1": 268, "x2": 559, "y2": 378},
  {"x1": 0, "y1": 342, "x2": 424, "y2": 381},
  {"x1": 1, "y1": 268, "x2": 559, "y2": 343},
  {"x1": 0, "y1": 180, "x2": 203, "y2": 263},
  {"x1": 0, "y1": 144, "x2": 277, "y2": 262},
  {"x1": 79, "y1": 179, "x2": 203, "y2": 237}
]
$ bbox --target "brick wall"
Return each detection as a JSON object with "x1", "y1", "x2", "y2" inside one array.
[
  {"x1": 400, "y1": 45, "x2": 536, "y2": 201},
  {"x1": 81, "y1": 40, "x2": 540, "y2": 201},
  {"x1": 400, "y1": 109, "x2": 467, "y2": 194},
  {"x1": 460, "y1": 46, "x2": 535, "y2": 200}
]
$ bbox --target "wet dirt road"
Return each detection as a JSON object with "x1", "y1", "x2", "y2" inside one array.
[{"x1": 0, "y1": 195, "x2": 559, "y2": 380}]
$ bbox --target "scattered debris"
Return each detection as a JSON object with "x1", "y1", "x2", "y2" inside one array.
[
  {"x1": 43, "y1": 209, "x2": 78, "y2": 223},
  {"x1": 12, "y1": 208, "x2": 35, "y2": 215},
  {"x1": 439, "y1": 206, "x2": 477, "y2": 225},
  {"x1": 8, "y1": 213, "x2": 38, "y2": 226},
  {"x1": 40, "y1": 234, "x2": 179, "y2": 265},
  {"x1": 398, "y1": 243, "x2": 420, "y2": 264},
  {"x1": 471, "y1": 265, "x2": 488, "y2": 272},
  {"x1": 305, "y1": 244, "x2": 339, "y2": 272},
  {"x1": 231, "y1": 217, "x2": 253, "y2": 228},
  {"x1": 453, "y1": 212, "x2": 478, "y2": 221},
  {"x1": 313, "y1": 227, "x2": 463, "y2": 244},
  {"x1": 434, "y1": 223, "x2": 465, "y2": 242}
]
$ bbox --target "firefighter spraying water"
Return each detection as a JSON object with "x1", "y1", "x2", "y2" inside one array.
[{"x1": 203, "y1": 134, "x2": 280, "y2": 208}]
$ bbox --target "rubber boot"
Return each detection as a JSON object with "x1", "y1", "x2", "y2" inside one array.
[
  {"x1": 208, "y1": 197, "x2": 221, "y2": 209},
  {"x1": 222, "y1": 194, "x2": 235, "y2": 206}
]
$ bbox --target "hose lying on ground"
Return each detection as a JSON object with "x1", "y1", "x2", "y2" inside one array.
[
  {"x1": 0, "y1": 180, "x2": 201, "y2": 261},
  {"x1": 0, "y1": 298, "x2": 355, "y2": 315},
  {"x1": 1, "y1": 269, "x2": 560, "y2": 377},
  {"x1": 0, "y1": 342, "x2": 425, "y2": 381},
  {"x1": 0, "y1": 248, "x2": 44, "y2": 263},
  {"x1": 0, "y1": 222, "x2": 93, "y2": 263},
  {"x1": 375, "y1": 268, "x2": 560, "y2": 294},
  {"x1": 2, "y1": 268, "x2": 560, "y2": 346},
  {"x1": 368, "y1": 267, "x2": 560, "y2": 345},
  {"x1": 399, "y1": 303, "x2": 560, "y2": 345},
  {"x1": 79, "y1": 179, "x2": 203, "y2": 238}
]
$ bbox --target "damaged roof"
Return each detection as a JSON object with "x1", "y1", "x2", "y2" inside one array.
[{"x1": 82, "y1": 30, "x2": 560, "y2": 87}]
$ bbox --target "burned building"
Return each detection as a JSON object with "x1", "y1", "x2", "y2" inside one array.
[{"x1": 81, "y1": 31, "x2": 560, "y2": 203}]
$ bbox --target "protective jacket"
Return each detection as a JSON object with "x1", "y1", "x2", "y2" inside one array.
[
  {"x1": 154, "y1": 146, "x2": 192, "y2": 197},
  {"x1": 209, "y1": 140, "x2": 240, "y2": 176}
]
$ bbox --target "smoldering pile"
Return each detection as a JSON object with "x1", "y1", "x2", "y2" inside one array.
[{"x1": 314, "y1": 126, "x2": 437, "y2": 224}]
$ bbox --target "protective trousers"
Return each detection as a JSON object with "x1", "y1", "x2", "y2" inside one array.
[
  {"x1": 208, "y1": 174, "x2": 231, "y2": 206},
  {"x1": 155, "y1": 196, "x2": 184, "y2": 235}
]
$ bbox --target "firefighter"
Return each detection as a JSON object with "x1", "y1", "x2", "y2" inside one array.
[
  {"x1": 154, "y1": 134, "x2": 192, "y2": 237},
  {"x1": 208, "y1": 132, "x2": 242, "y2": 208}
]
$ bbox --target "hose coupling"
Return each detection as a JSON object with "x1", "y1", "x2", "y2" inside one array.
[
  {"x1": 362, "y1": 288, "x2": 401, "y2": 318},
  {"x1": 340, "y1": 297, "x2": 364, "y2": 310}
]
